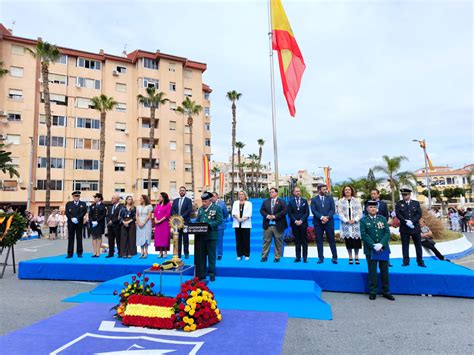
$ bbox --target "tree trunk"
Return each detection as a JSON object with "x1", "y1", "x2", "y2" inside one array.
[
  {"x1": 42, "y1": 63, "x2": 51, "y2": 220},
  {"x1": 390, "y1": 175, "x2": 396, "y2": 210},
  {"x1": 250, "y1": 164, "x2": 255, "y2": 196},
  {"x1": 213, "y1": 171, "x2": 217, "y2": 192},
  {"x1": 256, "y1": 146, "x2": 262, "y2": 196},
  {"x1": 148, "y1": 107, "x2": 156, "y2": 199},
  {"x1": 237, "y1": 148, "x2": 244, "y2": 191},
  {"x1": 188, "y1": 116, "x2": 195, "y2": 197},
  {"x1": 230, "y1": 102, "x2": 236, "y2": 204},
  {"x1": 99, "y1": 111, "x2": 106, "y2": 195}
]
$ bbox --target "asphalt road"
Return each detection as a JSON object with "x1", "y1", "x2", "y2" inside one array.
[{"x1": 1, "y1": 234, "x2": 473, "y2": 354}]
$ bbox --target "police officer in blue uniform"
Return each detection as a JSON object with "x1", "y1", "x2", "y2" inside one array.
[{"x1": 65, "y1": 191, "x2": 87, "y2": 258}]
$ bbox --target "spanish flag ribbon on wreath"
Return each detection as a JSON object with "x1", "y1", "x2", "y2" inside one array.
[{"x1": 271, "y1": 0, "x2": 306, "y2": 117}]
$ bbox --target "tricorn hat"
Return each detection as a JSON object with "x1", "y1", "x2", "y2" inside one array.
[
  {"x1": 367, "y1": 200, "x2": 378, "y2": 207},
  {"x1": 201, "y1": 191, "x2": 212, "y2": 201}
]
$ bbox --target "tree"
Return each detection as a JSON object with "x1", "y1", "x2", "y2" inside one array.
[
  {"x1": 0, "y1": 61, "x2": 8, "y2": 77},
  {"x1": 0, "y1": 144, "x2": 19, "y2": 178},
  {"x1": 211, "y1": 165, "x2": 220, "y2": 192},
  {"x1": 247, "y1": 153, "x2": 259, "y2": 195},
  {"x1": 422, "y1": 189, "x2": 441, "y2": 202},
  {"x1": 137, "y1": 88, "x2": 168, "y2": 198},
  {"x1": 373, "y1": 155, "x2": 417, "y2": 208},
  {"x1": 235, "y1": 141, "x2": 246, "y2": 191},
  {"x1": 91, "y1": 95, "x2": 118, "y2": 195},
  {"x1": 443, "y1": 187, "x2": 464, "y2": 200},
  {"x1": 366, "y1": 168, "x2": 377, "y2": 192},
  {"x1": 255, "y1": 139, "x2": 265, "y2": 195},
  {"x1": 226, "y1": 90, "x2": 242, "y2": 203},
  {"x1": 177, "y1": 97, "x2": 202, "y2": 196},
  {"x1": 27, "y1": 41, "x2": 60, "y2": 218}
]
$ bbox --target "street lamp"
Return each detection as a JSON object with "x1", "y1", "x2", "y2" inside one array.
[{"x1": 413, "y1": 139, "x2": 432, "y2": 209}]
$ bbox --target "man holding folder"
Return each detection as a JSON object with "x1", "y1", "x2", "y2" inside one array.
[{"x1": 360, "y1": 201, "x2": 395, "y2": 301}]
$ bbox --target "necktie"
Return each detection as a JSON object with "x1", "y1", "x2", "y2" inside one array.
[
  {"x1": 179, "y1": 198, "x2": 183, "y2": 214},
  {"x1": 296, "y1": 198, "x2": 300, "y2": 209},
  {"x1": 112, "y1": 204, "x2": 116, "y2": 214},
  {"x1": 271, "y1": 199, "x2": 275, "y2": 214},
  {"x1": 321, "y1": 196, "x2": 325, "y2": 208}
]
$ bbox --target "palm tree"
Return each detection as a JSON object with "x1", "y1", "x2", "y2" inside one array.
[
  {"x1": 91, "y1": 95, "x2": 118, "y2": 195},
  {"x1": 137, "y1": 88, "x2": 168, "y2": 198},
  {"x1": 247, "y1": 153, "x2": 259, "y2": 195},
  {"x1": 177, "y1": 97, "x2": 202, "y2": 196},
  {"x1": 255, "y1": 139, "x2": 265, "y2": 195},
  {"x1": 235, "y1": 141, "x2": 246, "y2": 191},
  {"x1": 27, "y1": 41, "x2": 60, "y2": 218},
  {"x1": 211, "y1": 165, "x2": 220, "y2": 192},
  {"x1": 0, "y1": 144, "x2": 19, "y2": 178},
  {"x1": 0, "y1": 61, "x2": 8, "y2": 77},
  {"x1": 226, "y1": 90, "x2": 242, "y2": 203},
  {"x1": 373, "y1": 155, "x2": 417, "y2": 208}
]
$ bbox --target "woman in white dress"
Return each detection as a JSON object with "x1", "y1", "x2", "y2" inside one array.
[
  {"x1": 136, "y1": 194, "x2": 153, "y2": 258},
  {"x1": 231, "y1": 191, "x2": 253, "y2": 261}
]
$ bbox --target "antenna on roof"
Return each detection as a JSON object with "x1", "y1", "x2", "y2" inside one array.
[
  {"x1": 9, "y1": 20, "x2": 15, "y2": 33},
  {"x1": 122, "y1": 43, "x2": 128, "y2": 56}
]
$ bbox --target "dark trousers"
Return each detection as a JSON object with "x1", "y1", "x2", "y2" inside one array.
[
  {"x1": 120, "y1": 224, "x2": 137, "y2": 257},
  {"x1": 67, "y1": 223, "x2": 83, "y2": 256},
  {"x1": 292, "y1": 225, "x2": 308, "y2": 260},
  {"x1": 178, "y1": 230, "x2": 189, "y2": 257},
  {"x1": 198, "y1": 238, "x2": 217, "y2": 279},
  {"x1": 460, "y1": 220, "x2": 468, "y2": 232},
  {"x1": 366, "y1": 254, "x2": 390, "y2": 295},
  {"x1": 314, "y1": 223, "x2": 337, "y2": 260},
  {"x1": 401, "y1": 232, "x2": 423, "y2": 263},
  {"x1": 421, "y1": 240, "x2": 445, "y2": 260},
  {"x1": 107, "y1": 224, "x2": 121, "y2": 256},
  {"x1": 235, "y1": 228, "x2": 250, "y2": 257}
]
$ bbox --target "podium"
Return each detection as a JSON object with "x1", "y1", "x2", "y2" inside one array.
[{"x1": 185, "y1": 223, "x2": 209, "y2": 278}]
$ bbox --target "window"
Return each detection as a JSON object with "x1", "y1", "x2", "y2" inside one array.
[
  {"x1": 169, "y1": 101, "x2": 177, "y2": 111},
  {"x1": 115, "y1": 122, "x2": 126, "y2": 132},
  {"x1": 10, "y1": 66, "x2": 23, "y2": 77},
  {"x1": 75, "y1": 159, "x2": 99, "y2": 170},
  {"x1": 169, "y1": 82, "x2": 177, "y2": 91},
  {"x1": 115, "y1": 143, "x2": 126, "y2": 152},
  {"x1": 39, "y1": 115, "x2": 66, "y2": 126},
  {"x1": 37, "y1": 157, "x2": 64, "y2": 169},
  {"x1": 73, "y1": 180, "x2": 99, "y2": 191},
  {"x1": 185, "y1": 183, "x2": 192, "y2": 191},
  {"x1": 143, "y1": 58, "x2": 159, "y2": 70},
  {"x1": 144, "y1": 78, "x2": 159, "y2": 89},
  {"x1": 74, "y1": 138, "x2": 99, "y2": 150},
  {"x1": 205, "y1": 107, "x2": 210, "y2": 116},
  {"x1": 7, "y1": 112, "x2": 21, "y2": 122},
  {"x1": 205, "y1": 138, "x2": 211, "y2": 147},
  {"x1": 116, "y1": 83, "x2": 127, "y2": 93},
  {"x1": 77, "y1": 57, "x2": 101, "y2": 70},
  {"x1": 184, "y1": 69, "x2": 192, "y2": 79},
  {"x1": 185, "y1": 144, "x2": 191, "y2": 153},
  {"x1": 55, "y1": 54, "x2": 68, "y2": 64},
  {"x1": 76, "y1": 97, "x2": 92, "y2": 108},
  {"x1": 185, "y1": 163, "x2": 192, "y2": 173},
  {"x1": 141, "y1": 159, "x2": 159, "y2": 169},
  {"x1": 10, "y1": 157, "x2": 20, "y2": 167},
  {"x1": 43, "y1": 93, "x2": 67, "y2": 105},
  {"x1": 48, "y1": 73, "x2": 67, "y2": 85},
  {"x1": 11, "y1": 45, "x2": 25, "y2": 55},
  {"x1": 170, "y1": 141, "x2": 177, "y2": 150},
  {"x1": 37, "y1": 180, "x2": 63, "y2": 191},
  {"x1": 115, "y1": 163, "x2": 125, "y2": 172},
  {"x1": 114, "y1": 183, "x2": 126, "y2": 193},
  {"x1": 204, "y1": 92, "x2": 210, "y2": 100},
  {"x1": 76, "y1": 77, "x2": 100, "y2": 89},
  {"x1": 8, "y1": 89, "x2": 22, "y2": 100},
  {"x1": 116, "y1": 66, "x2": 127, "y2": 74},
  {"x1": 205, "y1": 123, "x2": 210, "y2": 131},
  {"x1": 141, "y1": 138, "x2": 158, "y2": 149},
  {"x1": 169, "y1": 160, "x2": 176, "y2": 171},
  {"x1": 6, "y1": 134, "x2": 20, "y2": 145},
  {"x1": 184, "y1": 88, "x2": 192, "y2": 97},
  {"x1": 184, "y1": 126, "x2": 191, "y2": 134},
  {"x1": 169, "y1": 121, "x2": 176, "y2": 130},
  {"x1": 116, "y1": 103, "x2": 126, "y2": 112},
  {"x1": 170, "y1": 181, "x2": 177, "y2": 194},
  {"x1": 39, "y1": 136, "x2": 65, "y2": 147},
  {"x1": 169, "y1": 63, "x2": 176, "y2": 72},
  {"x1": 142, "y1": 179, "x2": 159, "y2": 190},
  {"x1": 76, "y1": 117, "x2": 100, "y2": 129},
  {"x1": 141, "y1": 118, "x2": 159, "y2": 128}
]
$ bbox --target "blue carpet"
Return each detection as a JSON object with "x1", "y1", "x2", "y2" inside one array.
[
  {"x1": 63, "y1": 275, "x2": 332, "y2": 320},
  {"x1": 0, "y1": 303, "x2": 288, "y2": 355}
]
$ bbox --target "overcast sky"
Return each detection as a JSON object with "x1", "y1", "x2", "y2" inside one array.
[{"x1": 2, "y1": 0, "x2": 472, "y2": 181}]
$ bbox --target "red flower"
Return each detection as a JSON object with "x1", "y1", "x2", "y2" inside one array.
[
  {"x1": 132, "y1": 276, "x2": 136, "y2": 281},
  {"x1": 179, "y1": 311, "x2": 185, "y2": 318},
  {"x1": 144, "y1": 277, "x2": 149, "y2": 282},
  {"x1": 137, "y1": 273, "x2": 142, "y2": 277},
  {"x1": 113, "y1": 291, "x2": 118, "y2": 295},
  {"x1": 150, "y1": 282, "x2": 155, "y2": 288},
  {"x1": 179, "y1": 303, "x2": 185, "y2": 310},
  {"x1": 124, "y1": 282, "x2": 129, "y2": 286}
]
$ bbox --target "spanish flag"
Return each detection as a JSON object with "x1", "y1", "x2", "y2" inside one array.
[
  {"x1": 271, "y1": 0, "x2": 306, "y2": 117},
  {"x1": 219, "y1": 172, "x2": 225, "y2": 196},
  {"x1": 418, "y1": 140, "x2": 434, "y2": 171},
  {"x1": 323, "y1": 167, "x2": 331, "y2": 192},
  {"x1": 203, "y1": 155, "x2": 211, "y2": 187}
]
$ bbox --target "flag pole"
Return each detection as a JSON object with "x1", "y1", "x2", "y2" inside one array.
[
  {"x1": 421, "y1": 140, "x2": 432, "y2": 209},
  {"x1": 268, "y1": 0, "x2": 280, "y2": 189}
]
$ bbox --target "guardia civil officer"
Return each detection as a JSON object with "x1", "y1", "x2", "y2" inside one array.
[{"x1": 65, "y1": 191, "x2": 87, "y2": 258}]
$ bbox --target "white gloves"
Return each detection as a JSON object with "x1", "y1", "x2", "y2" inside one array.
[
  {"x1": 92, "y1": 221, "x2": 98, "y2": 227},
  {"x1": 373, "y1": 243, "x2": 383, "y2": 252},
  {"x1": 406, "y1": 220, "x2": 414, "y2": 229},
  {"x1": 71, "y1": 218, "x2": 78, "y2": 224}
]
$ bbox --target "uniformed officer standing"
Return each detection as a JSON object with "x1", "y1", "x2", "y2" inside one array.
[
  {"x1": 65, "y1": 191, "x2": 87, "y2": 258},
  {"x1": 196, "y1": 192, "x2": 223, "y2": 282},
  {"x1": 395, "y1": 188, "x2": 426, "y2": 267},
  {"x1": 360, "y1": 201, "x2": 395, "y2": 301},
  {"x1": 89, "y1": 193, "x2": 107, "y2": 257}
]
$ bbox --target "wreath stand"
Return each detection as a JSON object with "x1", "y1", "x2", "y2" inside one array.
[{"x1": 0, "y1": 244, "x2": 16, "y2": 278}]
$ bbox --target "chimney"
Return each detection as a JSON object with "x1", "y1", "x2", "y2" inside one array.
[{"x1": 99, "y1": 49, "x2": 104, "y2": 55}]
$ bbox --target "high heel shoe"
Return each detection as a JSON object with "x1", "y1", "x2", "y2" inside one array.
[
  {"x1": 158, "y1": 252, "x2": 163, "y2": 258},
  {"x1": 163, "y1": 252, "x2": 168, "y2": 258}
]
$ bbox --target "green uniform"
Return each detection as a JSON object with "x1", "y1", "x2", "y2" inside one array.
[
  {"x1": 196, "y1": 203, "x2": 223, "y2": 279},
  {"x1": 360, "y1": 215, "x2": 391, "y2": 295}
]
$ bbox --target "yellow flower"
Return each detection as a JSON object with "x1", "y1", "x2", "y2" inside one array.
[
  {"x1": 217, "y1": 314, "x2": 222, "y2": 321},
  {"x1": 190, "y1": 291, "x2": 197, "y2": 297},
  {"x1": 153, "y1": 263, "x2": 159, "y2": 267},
  {"x1": 184, "y1": 305, "x2": 191, "y2": 312},
  {"x1": 127, "y1": 285, "x2": 131, "y2": 290},
  {"x1": 188, "y1": 318, "x2": 194, "y2": 325},
  {"x1": 211, "y1": 304, "x2": 216, "y2": 310},
  {"x1": 190, "y1": 324, "x2": 197, "y2": 331},
  {"x1": 191, "y1": 303, "x2": 196, "y2": 310},
  {"x1": 184, "y1": 326, "x2": 190, "y2": 332},
  {"x1": 186, "y1": 299, "x2": 193, "y2": 305},
  {"x1": 189, "y1": 309, "x2": 195, "y2": 316},
  {"x1": 196, "y1": 289, "x2": 201, "y2": 294},
  {"x1": 215, "y1": 309, "x2": 220, "y2": 315},
  {"x1": 124, "y1": 293, "x2": 129, "y2": 297},
  {"x1": 183, "y1": 316, "x2": 189, "y2": 323},
  {"x1": 196, "y1": 296, "x2": 203, "y2": 303}
]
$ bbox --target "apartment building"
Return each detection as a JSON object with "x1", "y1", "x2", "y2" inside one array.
[{"x1": 0, "y1": 24, "x2": 212, "y2": 213}]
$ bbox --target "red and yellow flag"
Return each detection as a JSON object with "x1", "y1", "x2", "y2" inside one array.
[
  {"x1": 219, "y1": 172, "x2": 225, "y2": 196},
  {"x1": 418, "y1": 140, "x2": 434, "y2": 171},
  {"x1": 271, "y1": 0, "x2": 306, "y2": 117},
  {"x1": 203, "y1": 155, "x2": 211, "y2": 187},
  {"x1": 323, "y1": 167, "x2": 331, "y2": 192}
]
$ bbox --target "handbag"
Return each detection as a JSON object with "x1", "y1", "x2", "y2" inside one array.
[{"x1": 371, "y1": 248, "x2": 390, "y2": 261}]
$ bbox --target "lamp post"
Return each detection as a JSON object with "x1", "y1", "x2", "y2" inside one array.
[
  {"x1": 413, "y1": 139, "x2": 432, "y2": 209},
  {"x1": 26, "y1": 136, "x2": 34, "y2": 212}
]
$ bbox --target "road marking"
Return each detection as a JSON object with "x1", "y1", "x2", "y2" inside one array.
[
  {"x1": 70, "y1": 281, "x2": 98, "y2": 285},
  {"x1": 21, "y1": 243, "x2": 53, "y2": 252}
]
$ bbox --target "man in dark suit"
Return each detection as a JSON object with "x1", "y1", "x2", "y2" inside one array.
[
  {"x1": 260, "y1": 187, "x2": 288, "y2": 263},
  {"x1": 171, "y1": 186, "x2": 193, "y2": 259},
  {"x1": 395, "y1": 188, "x2": 426, "y2": 267},
  {"x1": 364, "y1": 189, "x2": 389, "y2": 220},
  {"x1": 106, "y1": 193, "x2": 123, "y2": 258},
  {"x1": 288, "y1": 186, "x2": 310, "y2": 263},
  {"x1": 89, "y1": 193, "x2": 107, "y2": 257},
  {"x1": 65, "y1": 191, "x2": 87, "y2": 258},
  {"x1": 310, "y1": 184, "x2": 338, "y2": 264}
]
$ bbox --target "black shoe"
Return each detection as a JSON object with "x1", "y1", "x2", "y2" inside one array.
[
  {"x1": 210, "y1": 276, "x2": 215, "y2": 282},
  {"x1": 78, "y1": 255, "x2": 83, "y2": 258},
  {"x1": 332, "y1": 259, "x2": 338, "y2": 264},
  {"x1": 260, "y1": 258, "x2": 267, "y2": 262},
  {"x1": 383, "y1": 294, "x2": 395, "y2": 301},
  {"x1": 106, "y1": 255, "x2": 114, "y2": 258},
  {"x1": 369, "y1": 294, "x2": 376, "y2": 300},
  {"x1": 303, "y1": 259, "x2": 308, "y2": 263},
  {"x1": 317, "y1": 259, "x2": 324, "y2": 264},
  {"x1": 185, "y1": 255, "x2": 189, "y2": 259},
  {"x1": 274, "y1": 258, "x2": 280, "y2": 263},
  {"x1": 117, "y1": 256, "x2": 122, "y2": 258},
  {"x1": 445, "y1": 259, "x2": 451, "y2": 263},
  {"x1": 294, "y1": 258, "x2": 301, "y2": 263},
  {"x1": 92, "y1": 255, "x2": 97, "y2": 258},
  {"x1": 418, "y1": 261, "x2": 426, "y2": 268},
  {"x1": 401, "y1": 262, "x2": 409, "y2": 267},
  {"x1": 217, "y1": 256, "x2": 222, "y2": 260},
  {"x1": 389, "y1": 263, "x2": 393, "y2": 267},
  {"x1": 65, "y1": 255, "x2": 72, "y2": 259}
]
